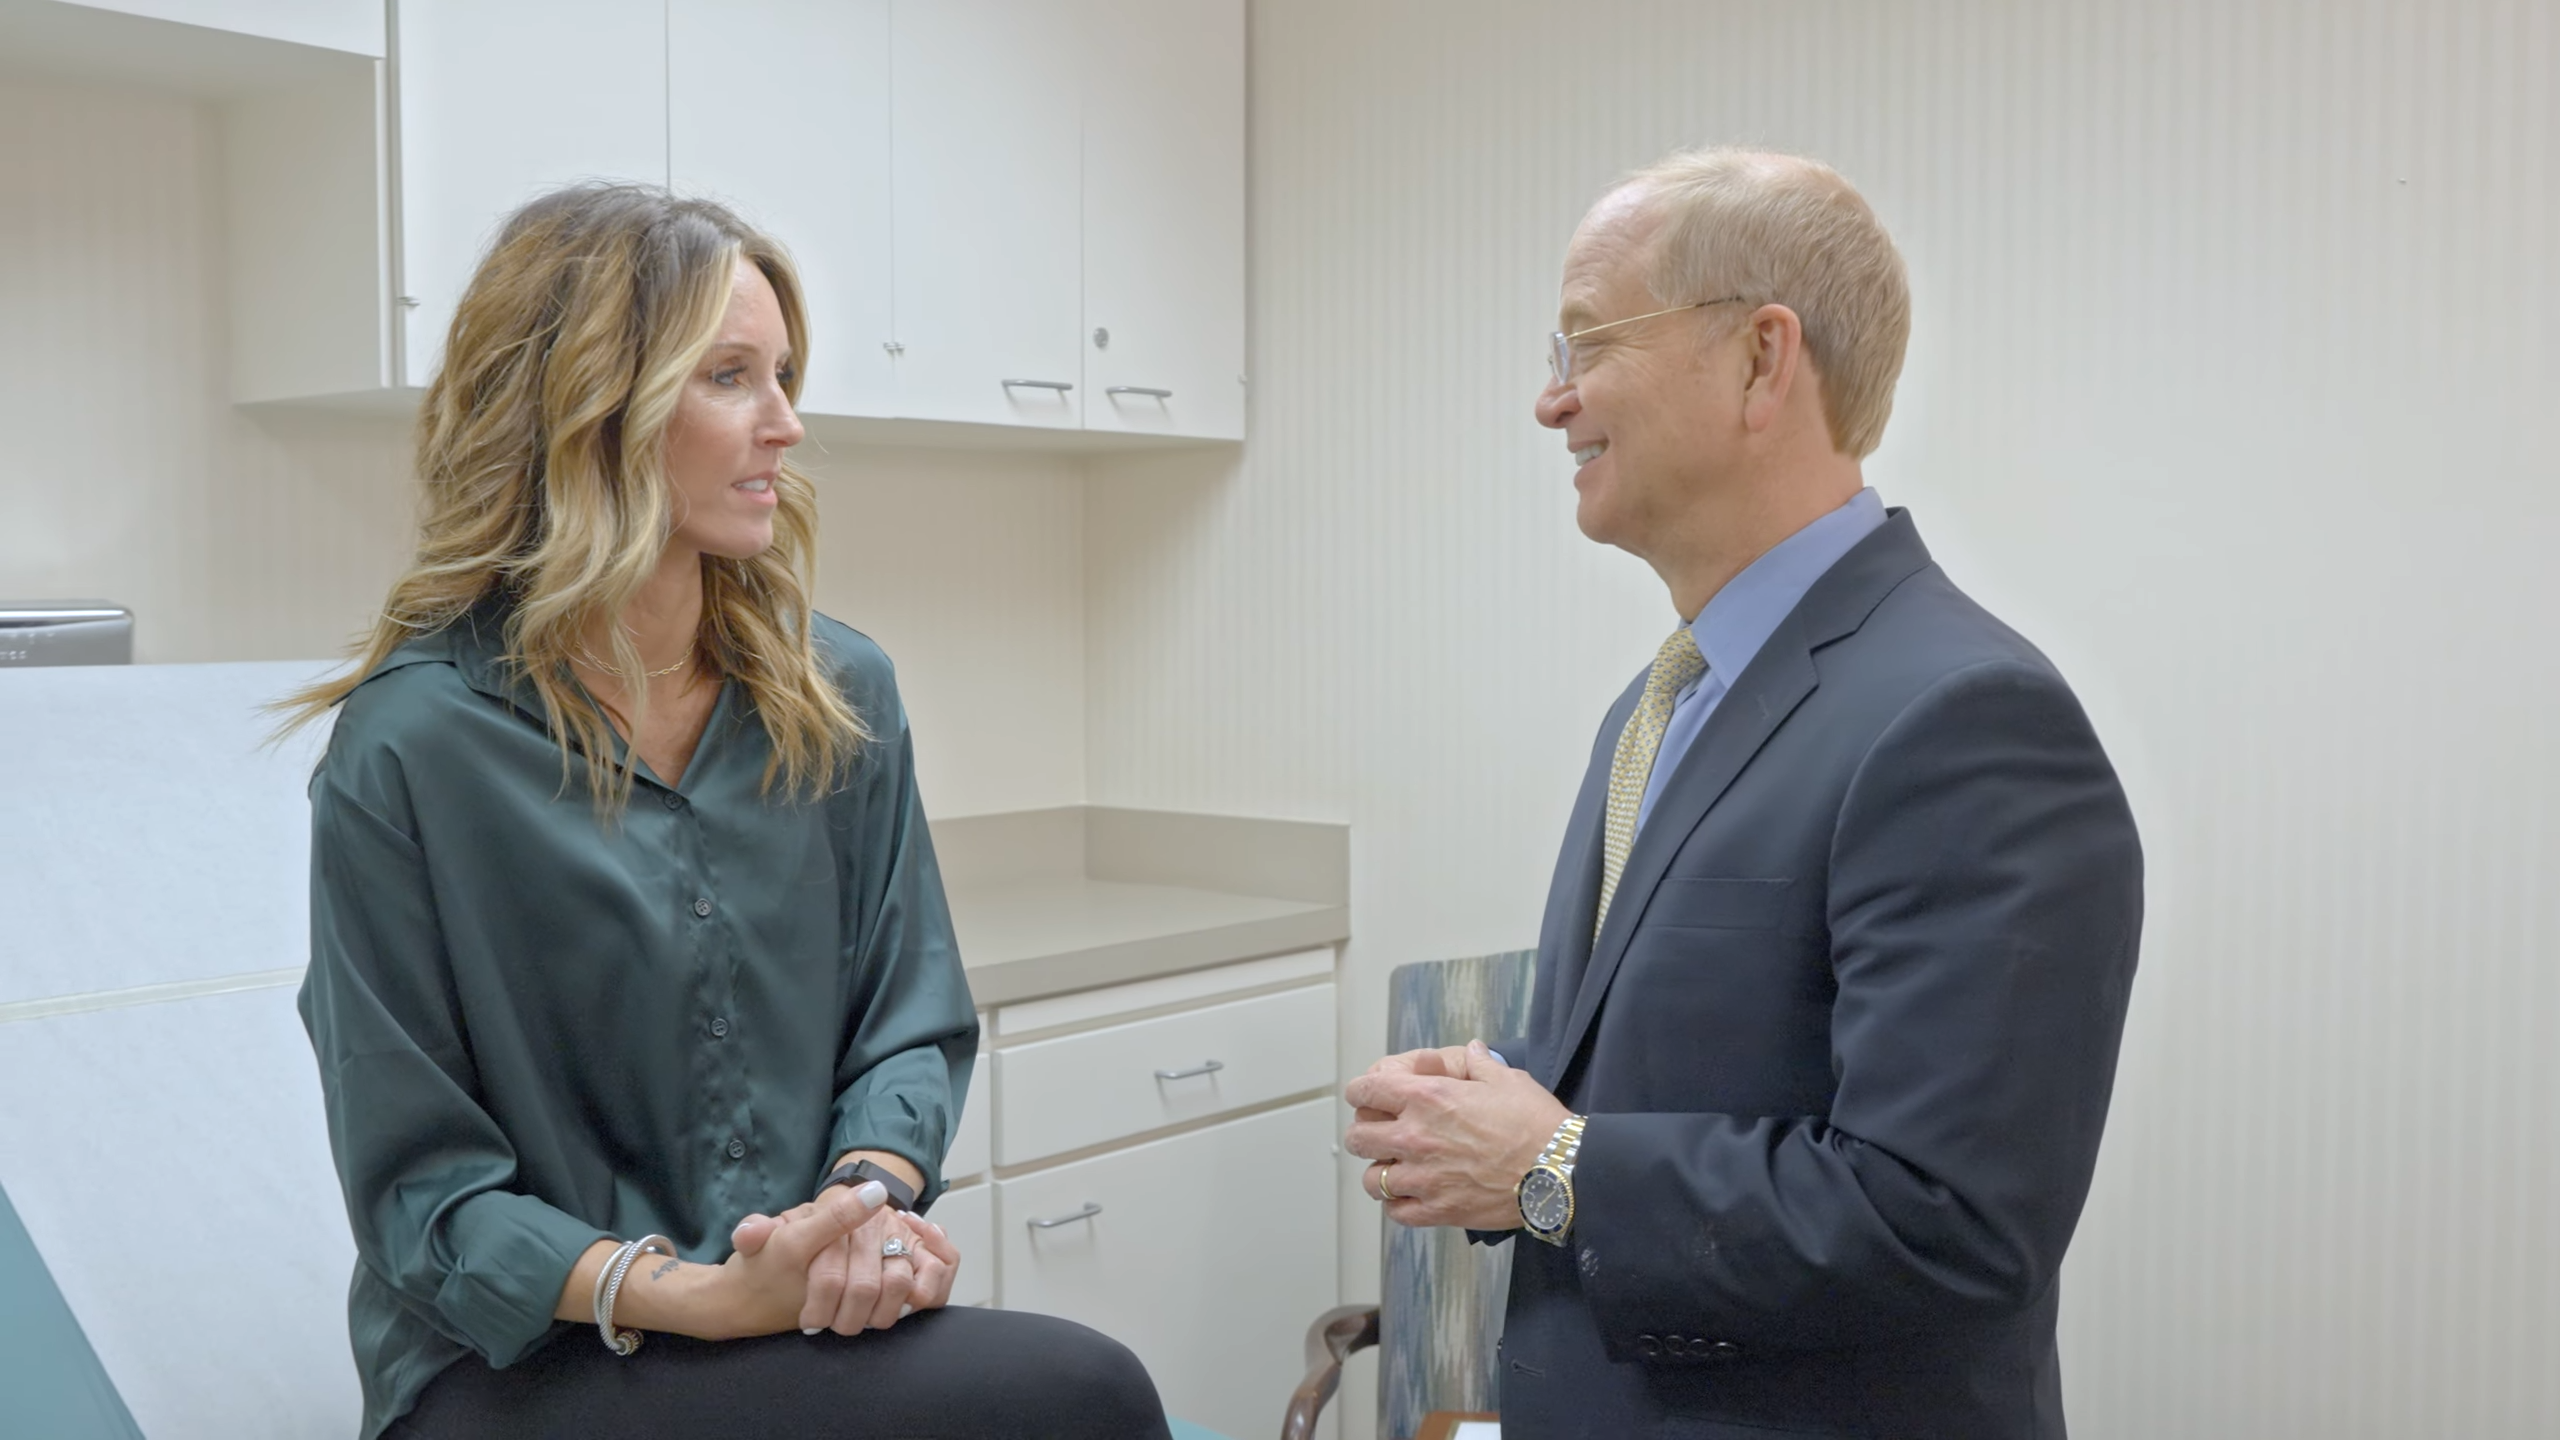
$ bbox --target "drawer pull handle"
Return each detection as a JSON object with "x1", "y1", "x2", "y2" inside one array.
[
  {"x1": 1027, "y1": 1202, "x2": 1104, "y2": 1231},
  {"x1": 1001, "y1": 378, "x2": 1075, "y2": 392},
  {"x1": 1106, "y1": 386, "x2": 1173, "y2": 399},
  {"x1": 1153, "y1": 1059, "x2": 1226, "y2": 1081}
]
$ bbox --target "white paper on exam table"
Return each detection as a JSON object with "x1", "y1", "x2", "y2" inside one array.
[{"x1": 1452, "y1": 1424, "x2": 1500, "y2": 1440}]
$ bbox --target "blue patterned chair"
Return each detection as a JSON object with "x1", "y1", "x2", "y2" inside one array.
[{"x1": 1283, "y1": 950, "x2": 1538, "y2": 1440}]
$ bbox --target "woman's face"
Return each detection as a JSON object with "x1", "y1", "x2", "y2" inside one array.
[{"x1": 663, "y1": 259, "x2": 805, "y2": 562}]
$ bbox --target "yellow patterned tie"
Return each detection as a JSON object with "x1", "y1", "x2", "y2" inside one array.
[{"x1": 1595, "y1": 626, "x2": 1708, "y2": 941}]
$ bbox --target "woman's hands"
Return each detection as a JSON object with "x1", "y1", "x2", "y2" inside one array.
[
  {"x1": 553, "y1": 1181, "x2": 890, "y2": 1342},
  {"x1": 730, "y1": 1195, "x2": 961, "y2": 1335},
  {"x1": 707, "y1": 1182, "x2": 903, "y2": 1339}
]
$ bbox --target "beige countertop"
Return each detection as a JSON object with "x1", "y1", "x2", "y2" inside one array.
[{"x1": 931, "y1": 807, "x2": 1350, "y2": 1008}]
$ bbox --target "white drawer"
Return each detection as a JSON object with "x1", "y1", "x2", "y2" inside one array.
[
  {"x1": 994, "y1": 947, "x2": 1336, "y2": 1036},
  {"x1": 928, "y1": 1179, "x2": 995, "y2": 1309},
  {"x1": 991, "y1": 982, "x2": 1335, "y2": 1165},
  {"x1": 994, "y1": 1099, "x2": 1338, "y2": 1440},
  {"x1": 946, "y1": 1029, "x2": 992, "y2": 1181}
]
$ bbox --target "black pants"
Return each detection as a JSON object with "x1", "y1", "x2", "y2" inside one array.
[{"x1": 387, "y1": 1307, "x2": 1174, "y2": 1440}]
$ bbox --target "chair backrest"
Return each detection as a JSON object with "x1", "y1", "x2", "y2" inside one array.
[{"x1": 1377, "y1": 950, "x2": 1538, "y2": 1440}]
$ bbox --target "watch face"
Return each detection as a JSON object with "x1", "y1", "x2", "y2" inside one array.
[{"x1": 1520, "y1": 1167, "x2": 1571, "y2": 1234}]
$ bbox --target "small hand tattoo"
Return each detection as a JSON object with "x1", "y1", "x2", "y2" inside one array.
[{"x1": 649, "y1": 1258, "x2": 681, "y2": 1281}]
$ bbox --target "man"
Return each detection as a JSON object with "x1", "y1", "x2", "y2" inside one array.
[{"x1": 1343, "y1": 149, "x2": 2142, "y2": 1439}]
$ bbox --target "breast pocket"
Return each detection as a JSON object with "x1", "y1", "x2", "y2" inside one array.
[{"x1": 1643, "y1": 876, "x2": 1796, "y2": 931}]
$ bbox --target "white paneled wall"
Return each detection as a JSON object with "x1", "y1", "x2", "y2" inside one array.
[
  {"x1": 0, "y1": 74, "x2": 1088, "y2": 820},
  {"x1": 1085, "y1": 2, "x2": 2559, "y2": 1436},
  {"x1": 799, "y1": 439, "x2": 1089, "y2": 819}
]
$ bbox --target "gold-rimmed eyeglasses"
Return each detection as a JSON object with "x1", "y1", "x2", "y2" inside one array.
[{"x1": 1547, "y1": 295, "x2": 1746, "y2": 385}]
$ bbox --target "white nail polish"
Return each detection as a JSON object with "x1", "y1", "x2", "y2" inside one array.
[{"x1": 801, "y1": 1327, "x2": 819, "y2": 1336}]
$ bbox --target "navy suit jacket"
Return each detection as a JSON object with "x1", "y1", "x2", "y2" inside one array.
[{"x1": 1496, "y1": 511, "x2": 2143, "y2": 1440}]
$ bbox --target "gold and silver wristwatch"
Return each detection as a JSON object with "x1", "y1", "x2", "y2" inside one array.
[{"x1": 1516, "y1": 1114, "x2": 1588, "y2": 1245}]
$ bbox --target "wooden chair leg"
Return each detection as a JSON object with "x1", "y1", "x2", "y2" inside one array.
[{"x1": 1280, "y1": 1303, "x2": 1380, "y2": 1440}]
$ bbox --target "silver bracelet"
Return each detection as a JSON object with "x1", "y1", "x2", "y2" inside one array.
[
  {"x1": 594, "y1": 1234, "x2": 673, "y2": 1356},
  {"x1": 590, "y1": 1239, "x2": 637, "y2": 1348}
]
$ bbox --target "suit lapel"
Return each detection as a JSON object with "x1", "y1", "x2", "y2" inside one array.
[
  {"x1": 1528, "y1": 676, "x2": 1643, "y2": 1067},
  {"x1": 1540, "y1": 630, "x2": 1817, "y2": 1091},
  {"x1": 1539, "y1": 511, "x2": 1935, "y2": 1093}
]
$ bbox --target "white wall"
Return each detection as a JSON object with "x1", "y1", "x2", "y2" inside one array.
[
  {"x1": 0, "y1": 72, "x2": 1087, "y2": 820},
  {"x1": 801, "y1": 440, "x2": 1088, "y2": 819},
  {"x1": 0, "y1": 74, "x2": 415, "y2": 663},
  {"x1": 1086, "y1": 2, "x2": 2560, "y2": 1436}
]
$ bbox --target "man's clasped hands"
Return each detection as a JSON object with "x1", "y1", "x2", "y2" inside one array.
[{"x1": 1343, "y1": 1038, "x2": 1574, "y2": 1232}]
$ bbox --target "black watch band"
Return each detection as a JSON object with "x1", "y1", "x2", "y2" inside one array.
[{"x1": 819, "y1": 1159, "x2": 918, "y2": 1211}]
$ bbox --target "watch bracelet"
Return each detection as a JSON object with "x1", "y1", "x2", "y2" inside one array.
[
  {"x1": 1518, "y1": 1113, "x2": 1590, "y2": 1243},
  {"x1": 820, "y1": 1158, "x2": 917, "y2": 1211},
  {"x1": 1540, "y1": 1113, "x2": 1588, "y2": 1172}
]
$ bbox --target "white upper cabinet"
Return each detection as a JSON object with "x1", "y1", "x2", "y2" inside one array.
[
  {"x1": 55, "y1": 0, "x2": 381, "y2": 55},
  {"x1": 669, "y1": 0, "x2": 896, "y2": 420},
  {"x1": 217, "y1": 0, "x2": 1244, "y2": 444},
  {"x1": 889, "y1": 0, "x2": 1088, "y2": 430},
  {"x1": 392, "y1": 0, "x2": 667, "y2": 388},
  {"x1": 1080, "y1": 0, "x2": 1246, "y2": 441}
]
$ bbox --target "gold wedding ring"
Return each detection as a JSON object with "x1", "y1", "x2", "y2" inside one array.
[{"x1": 1375, "y1": 1163, "x2": 1401, "y2": 1203}]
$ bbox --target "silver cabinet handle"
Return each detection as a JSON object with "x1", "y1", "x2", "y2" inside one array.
[
  {"x1": 1027, "y1": 1202, "x2": 1104, "y2": 1231},
  {"x1": 1001, "y1": 378, "x2": 1074, "y2": 391},
  {"x1": 1153, "y1": 1059, "x2": 1225, "y2": 1081},
  {"x1": 1106, "y1": 386, "x2": 1173, "y2": 399}
]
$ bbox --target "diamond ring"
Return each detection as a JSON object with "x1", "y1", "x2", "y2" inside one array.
[{"x1": 881, "y1": 1236, "x2": 913, "y2": 1260}]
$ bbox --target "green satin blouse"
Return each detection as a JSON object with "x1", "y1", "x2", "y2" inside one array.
[{"x1": 296, "y1": 605, "x2": 977, "y2": 1439}]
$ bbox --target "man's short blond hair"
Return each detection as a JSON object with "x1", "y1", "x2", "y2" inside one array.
[{"x1": 1622, "y1": 148, "x2": 1911, "y2": 459}]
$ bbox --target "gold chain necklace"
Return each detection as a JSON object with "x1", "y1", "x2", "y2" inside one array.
[{"x1": 575, "y1": 645, "x2": 693, "y2": 680}]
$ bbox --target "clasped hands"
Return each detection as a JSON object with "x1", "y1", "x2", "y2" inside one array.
[
  {"x1": 1342, "y1": 1039, "x2": 1571, "y2": 1232},
  {"x1": 724, "y1": 1181, "x2": 958, "y2": 1338}
]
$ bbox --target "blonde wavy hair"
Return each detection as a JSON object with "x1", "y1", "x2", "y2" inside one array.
[{"x1": 280, "y1": 183, "x2": 865, "y2": 809}]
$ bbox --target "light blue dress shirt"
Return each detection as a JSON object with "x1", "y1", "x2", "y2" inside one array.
[{"x1": 1634, "y1": 487, "x2": 1888, "y2": 833}]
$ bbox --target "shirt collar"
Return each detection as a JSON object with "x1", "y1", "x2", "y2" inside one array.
[
  {"x1": 366, "y1": 597, "x2": 542, "y2": 718},
  {"x1": 1686, "y1": 487, "x2": 1888, "y2": 686}
]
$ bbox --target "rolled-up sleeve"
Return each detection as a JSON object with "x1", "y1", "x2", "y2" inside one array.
[
  {"x1": 824, "y1": 707, "x2": 979, "y2": 1206},
  {"x1": 298, "y1": 777, "x2": 607, "y2": 1368}
]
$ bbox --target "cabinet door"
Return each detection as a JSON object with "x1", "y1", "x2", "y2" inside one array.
[
  {"x1": 946, "y1": 1031, "x2": 994, "y2": 1181},
  {"x1": 889, "y1": 0, "x2": 1085, "y2": 428},
  {"x1": 930, "y1": 1180, "x2": 997, "y2": 1308},
  {"x1": 394, "y1": 0, "x2": 667, "y2": 387},
  {"x1": 997, "y1": 1099, "x2": 1338, "y2": 1440},
  {"x1": 669, "y1": 0, "x2": 895, "y2": 419},
  {"x1": 1080, "y1": 0, "x2": 1246, "y2": 440}
]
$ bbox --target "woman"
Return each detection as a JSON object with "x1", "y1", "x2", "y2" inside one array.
[{"x1": 284, "y1": 184, "x2": 1170, "y2": 1440}]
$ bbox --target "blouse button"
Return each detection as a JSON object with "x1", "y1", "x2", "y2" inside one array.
[
  {"x1": 710, "y1": 1017, "x2": 731, "y2": 1039},
  {"x1": 692, "y1": 897, "x2": 713, "y2": 918},
  {"x1": 662, "y1": 791, "x2": 683, "y2": 810},
  {"x1": 726, "y1": 1138, "x2": 747, "y2": 1160}
]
